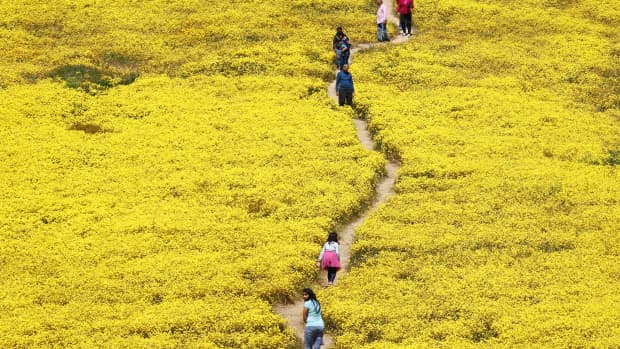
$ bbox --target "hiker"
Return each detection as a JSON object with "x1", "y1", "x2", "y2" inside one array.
[
  {"x1": 336, "y1": 39, "x2": 350, "y2": 70},
  {"x1": 333, "y1": 28, "x2": 351, "y2": 70},
  {"x1": 376, "y1": 0, "x2": 389, "y2": 42},
  {"x1": 332, "y1": 27, "x2": 349, "y2": 53},
  {"x1": 317, "y1": 232, "x2": 341, "y2": 285},
  {"x1": 397, "y1": 0, "x2": 414, "y2": 36},
  {"x1": 303, "y1": 288, "x2": 324, "y2": 349},
  {"x1": 335, "y1": 64, "x2": 354, "y2": 107}
]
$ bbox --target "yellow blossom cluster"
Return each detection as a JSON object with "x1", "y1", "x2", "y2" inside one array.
[{"x1": 322, "y1": 0, "x2": 619, "y2": 347}]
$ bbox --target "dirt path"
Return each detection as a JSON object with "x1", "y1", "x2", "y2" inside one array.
[{"x1": 273, "y1": 2, "x2": 408, "y2": 347}]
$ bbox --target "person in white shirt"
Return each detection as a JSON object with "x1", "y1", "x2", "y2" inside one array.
[
  {"x1": 376, "y1": 0, "x2": 390, "y2": 42},
  {"x1": 317, "y1": 232, "x2": 341, "y2": 286}
]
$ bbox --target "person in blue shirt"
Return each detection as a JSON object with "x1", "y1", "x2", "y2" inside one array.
[
  {"x1": 335, "y1": 64, "x2": 355, "y2": 106},
  {"x1": 303, "y1": 288, "x2": 324, "y2": 349}
]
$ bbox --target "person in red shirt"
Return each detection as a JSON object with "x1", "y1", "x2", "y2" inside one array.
[{"x1": 397, "y1": 0, "x2": 414, "y2": 36}]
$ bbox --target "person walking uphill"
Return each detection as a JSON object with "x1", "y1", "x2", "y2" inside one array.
[
  {"x1": 397, "y1": 0, "x2": 414, "y2": 36},
  {"x1": 302, "y1": 288, "x2": 324, "y2": 349},
  {"x1": 317, "y1": 232, "x2": 341, "y2": 285},
  {"x1": 376, "y1": 0, "x2": 389, "y2": 42},
  {"x1": 332, "y1": 27, "x2": 350, "y2": 55},
  {"x1": 333, "y1": 27, "x2": 351, "y2": 70},
  {"x1": 335, "y1": 64, "x2": 354, "y2": 107}
]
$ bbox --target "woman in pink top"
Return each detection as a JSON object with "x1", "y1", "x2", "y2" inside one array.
[
  {"x1": 397, "y1": 0, "x2": 414, "y2": 36},
  {"x1": 376, "y1": 0, "x2": 389, "y2": 42}
]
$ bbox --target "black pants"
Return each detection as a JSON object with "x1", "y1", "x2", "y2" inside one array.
[
  {"x1": 327, "y1": 267, "x2": 338, "y2": 283},
  {"x1": 400, "y1": 13, "x2": 412, "y2": 34},
  {"x1": 338, "y1": 88, "x2": 353, "y2": 106}
]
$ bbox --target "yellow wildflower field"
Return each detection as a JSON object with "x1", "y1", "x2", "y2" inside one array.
[
  {"x1": 322, "y1": 0, "x2": 619, "y2": 347},
  {"x1": 0, "y1": 0, "x2": 383, "y2": 347},
  {"x1": 1, "y1": 0, "x2": 618, "y2": 347}
]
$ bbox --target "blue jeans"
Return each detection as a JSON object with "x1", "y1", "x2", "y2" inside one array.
[
  {"x1": 304, "y1": 326, "x2": 324, "y2": 349},
  {"x1": 377, "y1": 22, "x2": 389, "y2": 41},
  {"x1": 338, "y1": 50, "x2": 350, "y2": 70},
  {"x1": 337, "y1": 50, "x2": 349, "y2": 70}
]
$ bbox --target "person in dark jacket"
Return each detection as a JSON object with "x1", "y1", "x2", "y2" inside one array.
[
  {"x1": 335, "y1": 38, "x2": 350, "y2": 70},
  {"x1": 333, "y1": 27, "x2": 350, "y2": 50},
  {"x1": 335, "y1": 64, "x2": 354, "y2": 106},
  {"x1": 332, "y1": 27, "x2": 351, "y2": 70}
]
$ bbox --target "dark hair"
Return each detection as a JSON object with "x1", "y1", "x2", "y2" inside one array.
[
  {"x1": 303, "y1": 288, "x2": 321, "y2": 313},
  {"x1": 327, "y1": 232, "x2": 338, "y2": 243},
  {"x1": 336, "y1": 26, "x2": 343, "y2": 32}
]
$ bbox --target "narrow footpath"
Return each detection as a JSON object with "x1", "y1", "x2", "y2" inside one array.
[{"x1": 273, "y1": 2, "x2": 409, "y2": 347}]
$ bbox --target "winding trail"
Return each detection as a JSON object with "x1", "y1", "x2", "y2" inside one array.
[{"x1": 273, "y1": 2, "x2": 408, "y2": 347}]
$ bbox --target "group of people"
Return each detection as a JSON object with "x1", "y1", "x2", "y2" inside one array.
[
  {"x1": 332, "y1": 27, "x2": 355, "y2": 107},
  {"x1": 302, "y1": 232, "x2": 341, "y2": 349},
  {"x1": 302, "y1": 3, "x2": 417, "y2": 347},
  {"x1": 333, "y1": 0, "x2": 415, "y2": 108},
  {"x1": 378, "y1": 0, "x2": 415, "y2": 41}
]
